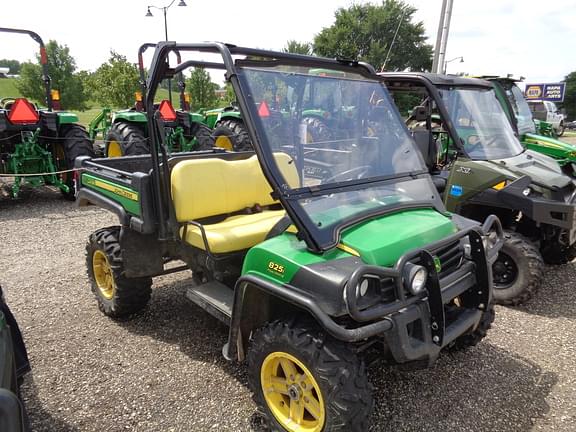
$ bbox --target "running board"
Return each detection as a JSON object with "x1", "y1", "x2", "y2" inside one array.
[{"x1": 185, "y1": 281, "x2": 233, "y2": 325}]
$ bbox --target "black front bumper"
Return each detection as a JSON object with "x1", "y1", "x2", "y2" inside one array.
[{"x1": 342, "y1": 215, "x2": 502, "y2": 364}]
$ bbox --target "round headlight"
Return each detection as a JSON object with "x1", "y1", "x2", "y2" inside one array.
[
  {"x1": 522, "y1": 188, "x2": 531, "y2": 196},
  {"x1": 359, "y1": 279, "x2": 370, "y2": 297},
  {"x1": 403, "y1": 264, "x2": 428, "y2": 295},
  {"x1": 410, "y1": 267, "x2": 428, "y2": 294}
]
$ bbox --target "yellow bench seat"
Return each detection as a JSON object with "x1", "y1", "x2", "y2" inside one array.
[{"x1": 179, "y1": 210, "x2": 286, "y2": 254}]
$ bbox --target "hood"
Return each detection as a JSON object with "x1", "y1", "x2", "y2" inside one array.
[
  {"x1": 484, "y1": 150, "x2": 571, "y2": 189},
  {"x1": 524, "y1": 133, "x2": 576, "y2": 157},
  {"x1": 339, "y1": 208, "x2": 457, "y2": 266}
]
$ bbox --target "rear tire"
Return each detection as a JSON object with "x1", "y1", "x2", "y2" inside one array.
[
  {"x1": 492, "y1": 231, "x2": 544, "y2": 306},
  {"x1": 59, "y1": 125, "x2": 95, "y2": 201},
  {"x1": 105, "y1": 122, "x2": 148, "y2": 157},
  {"x1": 86, "y1": 227, "x2": 152, "y2": 317},
  {"x1": 212, "y1": 119, "x2": 252, "y2": 151},
  {"x1": 302, "y1": 116, "x2": 331, "y2": 143},
  {"x1": 247, "y1": 319, "x2": 373, "y2": 432}
]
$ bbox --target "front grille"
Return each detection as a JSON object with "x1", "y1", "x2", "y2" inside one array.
[{"x1": 434, "y1": 240, "x2": 464, "y2": 278}]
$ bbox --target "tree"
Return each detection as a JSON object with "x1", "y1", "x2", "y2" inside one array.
[
  {"x1": 283, "y1": 40, "x2": 313, "y2": 55},
  {"x1": 16, "y1": 40, "x2": 88, "y2": 110},
  {"x1": 562, "y1": 72, "x2": 576, "y2": 121},
  {"x1": 314, "y1": 0, "x2": 432, "y2": 72},
  {"x1": 88, "y1": 51, "x2": 140, "y2": 108},
  {"x1": 0, "y1": 59, "x2": 21, "y2": 75},
  {"x1": 187, "y1": 68, "x2": 218, "y2": 111}
]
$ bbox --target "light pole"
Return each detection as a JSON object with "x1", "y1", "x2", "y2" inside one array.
[
  {"x1": 444, "y1": 56, "x2": 464, "y2": 74},
  {"x1": 146, "y1": 0, "x2": 187, "y2": 102}
]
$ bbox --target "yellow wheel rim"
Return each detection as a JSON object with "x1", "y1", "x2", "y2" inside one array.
[
  {"x1": 92, "y1": 250, "x2": 115, "y2": 300},
  {"x1": 261, "y1": 352, "x2": 325, "y2": 432},
  {"x1": 107, "y1": 140, "x2": 123, "y2": 157},
  {"x1": 214, "y1": 135, "x2": 233, "y2": 151}
]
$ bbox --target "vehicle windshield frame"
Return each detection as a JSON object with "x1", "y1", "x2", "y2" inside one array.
[
  {"x1": 437, "y1": 85, "x2": 525, "y2": 160},
  {"x1": 235, "y1": 61, "x2": 442, "y2": 251}
]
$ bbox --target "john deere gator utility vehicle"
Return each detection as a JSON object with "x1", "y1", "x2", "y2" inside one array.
[
  {"x1": 0, "y1": 27, "x2": 94, "y2": 199},
  {"x1": 481, "y1": 76, "x2": 576, "y2": 175},
  {"x1": 381, "y1": 72, "x2": 576, "y2": 305},
  {"x1": 89, "y1": 43, "x2": 213, "y2": 157},
  {"x1": 77, "y1": 42, "x2": 502, "y2": 431}
]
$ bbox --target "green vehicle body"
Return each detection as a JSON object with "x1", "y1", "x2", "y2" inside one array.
[
  {"x1": 485, "y1": 76, "x2": 576, "y2": 170},
  {"x1": 78, "y1": 43, "x2": 502, "y2": 430},
  {"x1": 0, "y1": 27, "x2": 94, "y2": 199}
]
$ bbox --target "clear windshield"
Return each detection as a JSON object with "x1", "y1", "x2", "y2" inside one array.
[
  {"x1": 239, "y1": 65, "x2": 439, "y2": 247},
  {"x1": 503, "y1": 82, "x2": 536, "y2": 135},
  {"x1": 441, "y1": 87, "x2": 524, "y2": 160}
]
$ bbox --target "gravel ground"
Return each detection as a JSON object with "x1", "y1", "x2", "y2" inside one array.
[{"x1": 1, "y1": 183, "x2": 575, "y2": 432}]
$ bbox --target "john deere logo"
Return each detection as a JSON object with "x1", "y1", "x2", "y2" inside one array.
[{"x1": 433, "y1": 256, "x2": 442, "y2": 273}]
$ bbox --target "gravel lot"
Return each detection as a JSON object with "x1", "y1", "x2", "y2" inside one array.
[{"x1": 1, "y1": 172, "x2": 575, "y2": 431}]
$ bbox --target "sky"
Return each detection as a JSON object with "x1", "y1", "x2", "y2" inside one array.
[{"x1": 1, "y1": 0, "x2": 575, "y2": 87}]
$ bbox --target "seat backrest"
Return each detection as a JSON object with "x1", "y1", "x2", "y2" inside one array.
[
  {"x1": 171, "y1": 153, "x2": 298, "y2": 222},
  {"x1": 412, "y1": 129, "x2": 437, "y2": 171}
]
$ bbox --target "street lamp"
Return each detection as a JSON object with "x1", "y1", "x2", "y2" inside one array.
[
  {"x1": 443, "y1": 56, "x2": 464, "y2": 74},
  {"x1": 146, "y1": 0, "x2": 187, "y2": 101}
]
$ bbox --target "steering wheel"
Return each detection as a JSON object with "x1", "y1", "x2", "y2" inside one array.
[
  {"x1": 0, "y1": 97, "x2": 16, "y2": 109},
  {"x1": 323, "y1": 165, "x2": 372, "y2": 183}
]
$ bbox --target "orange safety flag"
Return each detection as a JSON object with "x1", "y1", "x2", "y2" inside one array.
[
  {"x1": 7, "y1": 98, "x2": 39, "y2": 124},
  {"x1": 158, "y1": 99, "x2": 177, "y2": 121},
  {"x1": 258, "y1": 100, "x2": 270, "y2": 117}
]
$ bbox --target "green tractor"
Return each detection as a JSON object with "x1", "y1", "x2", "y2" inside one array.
[
  {"x1": 89, "y1": 43, "x2": 213, "y2": 157},
  {"x1": 202, "y1": 104, "x2": 253, "y2": 151},
  {"x1": 76, "y1": 42, "x2": 502, "y2": 430},
  {"x1": 0, "y1": 27, "x2": 94, "y2": 199},
  {"x1": 481, "y1": 76, "x2": 576, "y2": 174},
  {"x1": 381, "y1": 72, "x2": 576, "y2": 305}
]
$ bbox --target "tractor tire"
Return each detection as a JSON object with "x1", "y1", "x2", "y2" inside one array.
[
  {"x1": 184, "y1": 122, "x2": 214, "y2": 151},
  {"x1": 105, "y1": 122, "x2": 149, "y2": 157},
  {"x1": 302, "y1": 116, "x2": 331, "y2": 143},
  {"x1": 492, "y1": 231, "x2": 544, "y2": 306},
  {"x1": 212, "y1": 119, "x2": 252, "y2": 151},
  {"x1": 247, "y1": 319, "x2": 373, "y2": 432},
  {"x1": 540, "y1": 232, "x2": 576, "y2": 265},
  {"x1": 59, "y1": 125, "x2": 95, "y2": 201},
  {"x1": 86, "y1": 226, "x2": 152, "y2": 318},
  {"x1": 447, "y1": 305, "x2": 495, "y2": 351}
]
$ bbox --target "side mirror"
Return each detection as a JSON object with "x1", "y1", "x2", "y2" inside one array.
[{"x1": 411, "y1": 105, "x2": 428, "y2": 122}]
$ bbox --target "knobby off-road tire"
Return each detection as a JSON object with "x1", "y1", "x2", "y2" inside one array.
[
  {"x1": 59, "y1": 125, "x2": 95, "y2": 200},
  {"x1": 105, "y1": 122, "x2": 149, "y2": 157},
  {"x1": 492, "y1": 231, "x2": 544, "y2": 306},
  {"x1": 247, "y1": 320, "x2": 373, "y2": 432},
  {"x1": 212, "y1": 119, "x2": 253, "y2": 151},
  {"x1": 447, "y1": 304, "x2": 495, "y2": 351},
  {"x1": 185, "y1": 122, "x2": 214, "y2": 151},
  {"x1": 302, "y1": 116, "x2": 331, "y2": 144},
  {"x1": 540, "y1": 233, "x2": 576, "y2": 265},
  {"x1": 86, "y1": 227, "x2": 152, "y2": 317}
]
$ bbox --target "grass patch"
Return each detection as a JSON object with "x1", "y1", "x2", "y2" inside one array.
[{"x1": 0, "y1": 78, "x2": 22, "y2": 98}]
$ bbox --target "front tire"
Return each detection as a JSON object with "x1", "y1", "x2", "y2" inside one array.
[
  {"x1": 447, "y1": 304, "x2": 495, "y2": 351},
  {"x1": 557, "y1": 121, "x2": 565, "y2": 137},
  {"x1": 492, "y1": 231, "x2": 544, "y2": 305},
  {"x1": 247, "y1": 320, "x2": 372, "y2": 432},
  {"x1": 86, "y1": 227, "x2": 152, "y2": 317}
]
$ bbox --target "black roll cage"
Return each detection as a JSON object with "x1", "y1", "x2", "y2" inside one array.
[
  {"x1": 143, "y1": 41, "x2": 381, "y2": 252},
  {"x1": 0, "y1": 27, "x2": 53, "y2": 110}
]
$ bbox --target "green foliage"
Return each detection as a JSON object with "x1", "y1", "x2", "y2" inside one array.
[
  {"x1": 0, "y1": 59, "x2": 21, "y2": 75},
  {"x1": 16, "y1": 40, "x2": 88, "y2": 110},
  {"x1": 283, "y1": 40, "x2": 313, "y2": 55},
  {"x1": 314, "y1": 0, "x2": 432, "y2": 72},
  {"x1": 562, "y1": 71, "x2": 576, "y2": 121},
  {"x1": 88, "y1": 51, "x2": 140, "y2": 109},
  {"x1": 0, "y1": 78, "x2": 21, "y2": 98},
  {"x1": 186, "y1": 68, "x2": 218, "y2": 111}
]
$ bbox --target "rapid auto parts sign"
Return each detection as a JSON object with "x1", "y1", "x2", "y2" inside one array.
[{"x1": 525, "y1": 83, "x2": 566, "y2": 102}]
